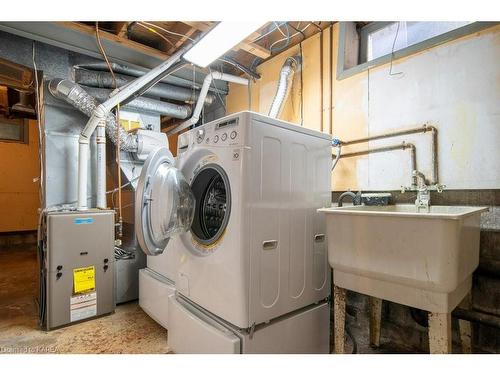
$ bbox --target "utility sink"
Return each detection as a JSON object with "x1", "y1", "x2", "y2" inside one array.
[{"x1": 319, "y1": 205, "x2": 488, "y2": 313}]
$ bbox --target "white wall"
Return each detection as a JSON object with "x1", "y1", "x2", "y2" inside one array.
[{"x1": 339, "y1": 26, "x2": 500, "y2": 191}]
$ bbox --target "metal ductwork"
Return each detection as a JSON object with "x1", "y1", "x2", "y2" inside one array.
[
  {"x1": 73, "y1": 69, "x2": 215, "y2": 105},
  {"x1": 74, "y1": 62, "x2": 206, "y2": 91},
  {"x1": 83, "y1": 87, "x2": 191, "y2": 118},
  {"x1": 48, "y1": 78, "x2": 139, "y2": 152},
  {"x1": 268, "y1": 56, "x2": 301, "y2": 119}
]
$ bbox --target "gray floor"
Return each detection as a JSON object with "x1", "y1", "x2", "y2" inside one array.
[{"x1": 0, "y1": 245, "x2": 171, "y2": 354}]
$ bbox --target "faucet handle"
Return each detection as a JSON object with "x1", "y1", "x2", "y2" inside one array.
[{"x1": 435, "y1": 183, "x2": 446, "y2": 193}]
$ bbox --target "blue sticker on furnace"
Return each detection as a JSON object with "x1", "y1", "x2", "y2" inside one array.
[{"x1": 74, "y1": 218, "x2": 94, "y2": 225}]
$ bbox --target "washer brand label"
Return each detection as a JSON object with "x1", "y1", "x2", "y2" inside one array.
[
  {"x1": 74, "y1": 217, "x2": 94, "y2": 225},
  {"x1": 70, "y1": 292, "x2": 97, "y2": 322}
]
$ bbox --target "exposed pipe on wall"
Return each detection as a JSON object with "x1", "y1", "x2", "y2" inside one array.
[
  {"x1": 73, "y1": 69, "x2": 216, "y2": 105},
  {"x1": 339, "y1": 124, "x2": 438, "y2": 185},
  {"x1": 453, "y1": 308, "x2": 500, "y2": 330},
  {"x1": 96, "y1": 120, "x2": 106, "y2": 209},
  {"x1": 166, "y1": 71, "x2": 249, "y2": 136},
  {"x1": 77, "y1": 47, "x2": 188, "y2": 210},
  {"x1": 332, "y1": 142, "x2": 417, "y2": 187},
  {"x1": 268, "y1": 56, "x2": 301, "y2": 119}
]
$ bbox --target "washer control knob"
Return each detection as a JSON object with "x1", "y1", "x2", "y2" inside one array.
[
  {"x1": 230, "y1": 130, "x2": 237, "y2": 140},
  {"x1": 221, "y1": 133, "x2": 227, "y2": 141},
  {"x1": 213, "y1": 135, "x2": 219, "y2": 143},
  {"x1": 196, "y1": 129, "x2": 205, "y2": 144}
]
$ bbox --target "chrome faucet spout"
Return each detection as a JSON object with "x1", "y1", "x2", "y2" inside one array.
[
  {"x1": 413, "y1": 170, "x2": 430, "y2": 211},
  {"x1": 338, "y1": 191, "x2": 362, "y2": 207}
]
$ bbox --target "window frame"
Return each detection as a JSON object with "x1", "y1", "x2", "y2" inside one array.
[
  {"x1": 0, "y1": 117, "x2": 29, "y2": 144},
  {"x1": 337, "y1": 21, "x2": 498, "y2": 80}
]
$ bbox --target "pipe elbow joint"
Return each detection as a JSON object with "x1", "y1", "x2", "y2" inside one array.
[{"x1": 93, "y1": 104, "x2": 108, "y2": 119}]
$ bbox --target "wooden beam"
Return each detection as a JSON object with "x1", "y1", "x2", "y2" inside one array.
[
  {"x1": 167, "y1": 26, "x2": 197, "y2": 55},
  {"x1": 115, "y1": 22, "x2": 130, "y2": 38},
  {"x1": 181, "y1": 21, "x2": 212, "y2": 32},
  {"x1": 236, "y1": 41, "x2": 271, "y2": 59},
  {"x1": 58, "y1": 22, "x2": 170, "y2": 60}
]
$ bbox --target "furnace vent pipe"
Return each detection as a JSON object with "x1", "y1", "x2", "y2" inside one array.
[
  {"x1": 167, "y1": 71, "x2": 248, "y2": 136},
  {"x1": 73, "y1": 69, "x2": 215, "y2": 105},
  {"x1": 268, "y1": 56, "x2": 300, "y2": 119},
  {"x1": 48, "y1": 79, "x2": 139, "y2": 152},
  {"x1": 75, "y1": 47, "x2": 187, "y2": 210}
]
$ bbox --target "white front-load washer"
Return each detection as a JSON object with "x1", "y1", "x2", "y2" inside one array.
[{"x1": 136, "y1": 111, "x2": 332, "y2": 336}]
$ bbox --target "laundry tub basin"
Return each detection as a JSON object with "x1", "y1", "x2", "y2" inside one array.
[{"x1": 318, "y1": 205, "x2": 488, "y2": 312}]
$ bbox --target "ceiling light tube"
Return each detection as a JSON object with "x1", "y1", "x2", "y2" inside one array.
[{"x1": 183, "y1": 21, "x2": 266, "y2": 68}]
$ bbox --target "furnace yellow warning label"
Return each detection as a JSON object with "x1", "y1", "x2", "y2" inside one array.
[{"x1": 73, "y1": 266, "x2": 95, "y2": 294}]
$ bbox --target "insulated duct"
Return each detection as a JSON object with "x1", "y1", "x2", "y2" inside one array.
[
  {"x1": 268, "y1": 56, "x2": 300, "y2": 119},
  {"x1": 73, "y1": 69, "x2": 215, "y2": 105},
  {"x1": 166, "y1": 71, "x2": 249, "y2": 136},
  {"x1": 83, "y1": 87, "x2": 191, "y2": 118},
  {"x1": 74, "y1": 62, "x2": 207, "y2": 91},
  {"x1": 48, "y1": 78, "x2": 139, "y2": 152}
]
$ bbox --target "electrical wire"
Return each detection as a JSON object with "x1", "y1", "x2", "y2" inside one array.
[
  {"x1": 269, "y1": 22, "x2": 292, "y2": 53},
  {"x1": 288, "y1": 22, "x2": 307, "y2": 41},
  {"x1": 269, "y1": 22, "x2": 312, "y2": 53},
  {"x1": 252, "y1": 22, "x2": 287, "y2": 43},
  {"x1": 32, "y1": 42, "x2": 44, "y2": 211},
  {"x1": 298, "y1": 58, "x2": 304, "y2": 125},
  {"x1": 96, "y1": 21, "x2": 123, "y2": 237},
  {"x1": 274, "y1": 21, "x2": 288, "y2": 38},
  {"x1": 136, "y1": 22, "x2": 175, "y2": 48},
  {"x1": 389, "y1": 22, "x2": 403, "y2": 77},
  {"x1": 95, "y1": 22, "x2": 117, "y2": 89},
  {"x1": 141, "y1": 21, "x2": 196, "y2": 43}
]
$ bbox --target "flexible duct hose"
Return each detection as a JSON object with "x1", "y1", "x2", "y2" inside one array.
[
  {"x1": 49, "y1": 78, "x2": 138, "y2": 152},
  {"x1": 268, "y1": 56, "x2": 300, "y2": 119}
]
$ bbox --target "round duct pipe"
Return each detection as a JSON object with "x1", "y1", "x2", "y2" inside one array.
[{"x1": 73, "y1": 69, "x2": 215, "y2": 105}]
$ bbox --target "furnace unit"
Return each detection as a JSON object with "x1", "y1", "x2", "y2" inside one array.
[{"x1": 39, "y1": 210, "x2": 115, "y2": 330}]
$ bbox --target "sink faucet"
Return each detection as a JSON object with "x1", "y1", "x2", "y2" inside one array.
[
  {"x1": 338, "y1": 191, "x2": 362, "y2": 207},
  {"x1": 413, "y1": 170, "x2": 430, "y2": 211}
]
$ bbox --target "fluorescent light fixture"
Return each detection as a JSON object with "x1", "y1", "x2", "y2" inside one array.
[{"x1": 183, "y1": 21, "x2": 266, "y2": 68}]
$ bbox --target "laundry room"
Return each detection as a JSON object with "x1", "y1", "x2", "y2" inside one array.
[{"x1": 0, "y1": 1, "x2": 499, "y2": 373}]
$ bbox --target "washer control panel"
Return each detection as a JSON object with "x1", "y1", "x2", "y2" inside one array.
[{"x1": 178, "y1": 115, "x2": 242, "y2": 153}]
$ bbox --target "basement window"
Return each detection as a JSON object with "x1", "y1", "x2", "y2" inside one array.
[
  {"x1": 337, "y1": 21, "x2": 495, "y2": 80},
  {"x1": 0, "y1": 117, "x2": 29, "y2": 144},
  {"x1": 361, "y1": 22, "x2": 473, "y2": 62}
]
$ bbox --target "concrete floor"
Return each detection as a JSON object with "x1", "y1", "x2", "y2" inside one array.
[{"x1": 0, "y1": 245, "x2": 170, "y2": 354}]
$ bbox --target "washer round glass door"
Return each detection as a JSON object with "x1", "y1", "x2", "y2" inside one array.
[
  {"x1": 135, "y1": 147, "x2": 195, "y2": 256},
  {"x1": 190, "y1": 164, "x2": 231, "y2": 249}
]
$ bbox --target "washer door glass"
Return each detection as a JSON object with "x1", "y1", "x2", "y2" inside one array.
[
  {"x1": 135, "y1": 147, "x2": 195, "y2": 256},
  {"x1": 190, "y1": 164, "x2": 231, "y2": 248}
]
